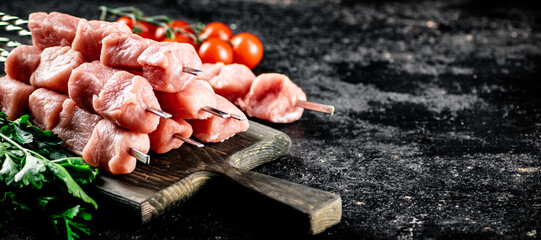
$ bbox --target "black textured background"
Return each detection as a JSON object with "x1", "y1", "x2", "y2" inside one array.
[{"x1": 1, "y1": 0, "x2": 540, "y2": 239}]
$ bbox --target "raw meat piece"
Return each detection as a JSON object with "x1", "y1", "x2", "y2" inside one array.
[
  {"x1": 237, "y1": 73, "x2": 306, "y2": 123},
  {"x1": 72, "y1": 19, "x2": 132, "y2": 61},
  {"x1": 148, "y1": 118, "x2": 193, "y2": 154},
  {"x1": 155, "y1": 80, "x2": 216, "y2": 119},
  {"x1": 189, "y1": 95, "x2": 249, "y2": 143},
  {"x1": 28, "y1": 88, "x2": 68, "y2": 130},
  {"x1": 199, "y1": 62, "x2": 224, "y2": 80},
  {"x1": 137, "y1": 42, "x2": 202, "y2": 92},
  {"x1": 101, "y1": 32, "x2": 156, "y2": 69},
  {"x1": 52, "y1": 99, "x2": 102, "y2": 156},
  {"x1": 30, "y1": 46, "x2": 86, "y2": 93},
  {"x1": 205, "y1": 63, "x2": 256, "y2": 102},
  {"x1": 28, "y1": 12, "x2": 81, "y2": 49},
  {"x1": 0, "y1": 76, "x2": 36, "y2": 121},
  {"x1": 93, "y1": 71, "x2": 161, "y2": 134},
  {"x1": 83, "y1": 119, "x2": 150, "y2": 175},
  {"x1": 5, "y1": 45, "x2": 42, "y2": 83},
  {"x1": 68, "y1": 61, "x2": 117, "y2": 112}
]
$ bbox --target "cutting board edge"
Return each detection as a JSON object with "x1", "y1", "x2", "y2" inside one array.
[{"x1": 138, "y1": 126, "x2": 292, "y2": 223}]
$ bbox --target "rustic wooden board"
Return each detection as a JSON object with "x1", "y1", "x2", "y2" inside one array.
[
  {"x1": 92, "y1": 121, "x2": 290, "y2": 223},
  {"x1": 91, "y1": 120, "x2": 342, "y2": 235}
]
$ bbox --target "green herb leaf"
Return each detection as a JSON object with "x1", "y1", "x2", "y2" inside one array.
[
  {"x1": 0, "y1": 114, "x2": 99, "y2": 239},
  {"x1": 0, "y1": 154, "x2": 19, "y2": 185}
]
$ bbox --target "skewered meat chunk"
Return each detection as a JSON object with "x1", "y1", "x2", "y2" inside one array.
[
  {"x1": 71, "y1": 19, "x2": 132, "y2": 61},
  {"x1": 30, "y1": 46, "x2": 86, "y2": 93},
  {"x1": 28, "y1": 88, "x2": 68, "y2": 130},
  {"x1": 189, "y1": 95, "x2": 249, "y2": 143},
  {"x1": 155, "y1": 80, "x2": 217, "y2": 119},
  {"x1": 199, "y1": 62, "x2": 225, "y2": 80},
  {"x1": 101, "y1": 32, "x2": 156, "y2": 69},
  {"x1": 237, "y1": 73, "x2": 306, "y2": 123},
  {"x1": 92, "y1": 71, "x2": 161, "y2": 134},
  {"x1": 201, "y1": 63, "x2": 256, "y2": 103},
  {"x1": 0, "y1": 76, "x2": 36, "y2": 121},
  {"x1": 5, "y1": 45, "x2": 42, "y2": 83},
  {"x1": 52, "y1": 99, "x2": 103, "y2": 156},
  {"x1": 68, "y1": 61, "x2": 117, "y2": 112},
  {"x1": 28, "y1": 12, "x2": 82, "y2": 50},
  {"x1": 137, "y1": 42, "x2": 202, "y2": 92},
  {"x1": 148, "y1": 118, "x2": 193, "y2": 154},
  {"x1": 83, "y1": 119, "x2": 150, "y2": 175}
]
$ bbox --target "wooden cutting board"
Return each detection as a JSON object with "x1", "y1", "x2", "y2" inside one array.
[{"x1": 90, "y1": 121, "x2": 342, "y2": 235}]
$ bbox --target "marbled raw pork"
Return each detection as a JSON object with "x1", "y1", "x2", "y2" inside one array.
[
  {"x1": 0, "y1": 76, "x2": 36, "y2": 121},
  {"x1": 237, "y1": 73, "x2": 306, "y2": 123},
  {"x1": 72, "y1": 19, "x2": 132, "y2": 61},
  {"x1": 155, "y1": 80, "x2": 216, "y2": 119},
  {"x1": 5, "y1": 45, "x2": 42, "y2": 83},
  {"x1": 148, "y1": 118, "x2": 193, "y2": 154},
  {"x1": 202, "y1": 63, "x2": 256, "y2": 103},
  {"x1": 28, "y1": 88, "x2": 68, "y2": 130},
  {"x1": 28, "y1": 12, "x2": 81, "y2": 49},
  {"x1": 189, "y1": 95, "x2": 249, "y2": 143},
  {"x1": 137, "y1": 42, "x2": 202, "y2": 92},
  {"x1": 101, "y1": 32, "x2": 156, "y2": 69},
  {"x1": 52, "y1": 99, "x2": 102, "y2": 156},
  {"x1": 93, "y1": 71, "x2": 161, "y2": 134},
  {"x1": 68, "y1": 61, "x2": 117, "y2": 112},
  {"x1": 83, "y1": 119, "x2": 150, "y2": 175},
  {"x1": 30, "y1": 46, "x2": 86, "y2": 93}
]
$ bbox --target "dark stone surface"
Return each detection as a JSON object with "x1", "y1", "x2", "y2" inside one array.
[{"x1": 1, "y1": 0, "x2": 540, "y2": 239}]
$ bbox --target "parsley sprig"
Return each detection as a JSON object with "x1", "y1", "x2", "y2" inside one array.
[{"x1": 0, "y1": 113, "x2": 99, "y2": 239}]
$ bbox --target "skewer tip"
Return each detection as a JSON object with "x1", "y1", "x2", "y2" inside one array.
[
  {"x1": 130, "y1": 148, "x2": 151, "y2": 165},
  {"x1": 183, "y1": 66, "x2": 203, "y2": 76},
  {"x1": 146, "y1": 107, "x2": 172, "y2": 119},
  {"x1": 174, "y1": 134, "x2": 204, "y2": 148},
  {"x1": 296, "y1": 100, "x2": 335, "y2": 115}
]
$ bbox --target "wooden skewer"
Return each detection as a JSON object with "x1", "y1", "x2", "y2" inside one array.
[
  {"x1": 173, "y1": 134, "x2": 204, "y2": 148},
  {"x1": 146, "y1": 107, "x2": 172, "y2": 119},
  {"x1": 201, "y1": 106, "x2": 246, "y2": 121},
  {"x1": 129, "y1": 148, "x2": 150, "y2": 164},
  {"x1": 295, "y1": 100, "x2": 335, "y2": 115}
]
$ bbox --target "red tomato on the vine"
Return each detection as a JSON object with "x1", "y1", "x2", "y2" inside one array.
[
  {"x1": 116, "y1": 16, "x2": 156, "y2": 39},
  {"x1": 116, "y1": 16, "x2": 134, "y2": 28},
  {"x1": 156, "y1": 20, "x2": 195, "y2": 45},
  {"x1": 199, "y1": 22, "x2": 233, "y2": 41},
  {"x1": 135, "y1": 21, "x2": 157, "y2": 39},
  {"x1": 198, "y1": 38, "x2": 234, "y2": 64},
  {"x1": 230, "y1": 32, "x2": 263, "y2": 69}
]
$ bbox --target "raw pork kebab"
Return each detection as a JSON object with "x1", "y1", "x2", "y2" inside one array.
[
  {"x1": 0, "y1": 12, "x2": 250, "y2": 174},
  {"x1": 0, "y1": 12, "x2": 333, "y2": 174}
]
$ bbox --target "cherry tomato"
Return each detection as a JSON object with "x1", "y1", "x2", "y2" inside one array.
[
  {"x1": 230, "y1": 33, "x2": 263, "y2": 69},
  {"x1": 134, "y1": 21, "x2": 157, "y2": 39},
  {"x1": 199, "y1": 22, "x2": 233, "y2": 41},
  {"x1": 116, "y1": 17, "x2": 156, "y2": 39},
  {"x1": 157, "y1": 20, "x2": 196, "y2": 45},
  {"x1": 198, "y1": 38, "x2": 234, "y2": 64},
  {"x1": 116, "y1": 16, "x2": 134, "y2": 28}
]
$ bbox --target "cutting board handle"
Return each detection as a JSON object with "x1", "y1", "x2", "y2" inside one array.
[{"x1": 217, "y1": 165, "x2": 342, "y2": 235}]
